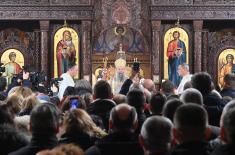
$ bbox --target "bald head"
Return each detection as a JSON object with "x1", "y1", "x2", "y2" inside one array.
[
  {"x1": 110, "y1": 103, "x2": 137, "y2": 131},
  {"x1": 143, "y1": 79, "x2": 155, "y2": 92},
  {"x1": 140, "y1": 116, "x2": 173, "y2": 152}
]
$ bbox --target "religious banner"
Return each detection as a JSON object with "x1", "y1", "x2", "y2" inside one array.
[
  {"x1": 53, "y1": 26, "x2": 79, "y2": 78},
  {"x1": 218, "y1": 49, "x2": 235, "y2": 88},
  {"x1": 164, "y1": 27, "x2": 189, "y2": 87}
]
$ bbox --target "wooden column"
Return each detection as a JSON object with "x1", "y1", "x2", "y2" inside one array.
[
  {"x1": 40, "y1": 21, "x2": 49, "y2": 76},
  {"x1": 81, "y1": 20, "x2": 92, "y2": 81},
  {"x1": 202, "y1": 29, "x2": 209, "y2": 72},
  {"x1": 34, "y1": 29, "x2": 40, "y2": 71},
  {"x1": 151, "y1": 20, "x2": 161, "y2": 84},
  {"x1": 193, "y1": 20, "x2": 203, "y2": 73}
]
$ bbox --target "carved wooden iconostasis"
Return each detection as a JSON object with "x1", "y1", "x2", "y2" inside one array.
[
  {"x1": 0, "y1": 21, "x2": 40, "y2": 73},
  {"x1": 2, "y1": 0, "x2": 235, "y2": 87}
]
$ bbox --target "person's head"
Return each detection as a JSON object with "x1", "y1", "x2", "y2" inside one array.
[
  {"x1": 30, "y1": 103, "x2": 60, "y2": 135},
  {"x1": 0, "y1": 77, "x2": 7, "y2": 92},
  {"x1": 139, "y1": 116, "x2": 173, "y2": 153},
  {"x1": 143, "y1": 79, "x2": 156, "y2": 93},
  {"x1": 173, "y1": 31, "x2": 180, "y2": 40},
  {"x1": 162, "y1": 98, "x2": 183, "y2": 122},
  {"x1": 61, "y1": 95, "x2": 86, "y2": 112},
  {"x1": 223, "y1": 73, "x2": 235, "y2": 88},
  {"x1": 127, "y1": 88, "x2": 145, "y2": 111},
  {"x1": 62, "y1": 108, "x2": 105, "y2": 138},
  {"x1": 180, "y1": 88, "x2": 203, "y2": 105},
  {"x1": 221, "y1": 106, "x2": 235, "y2": 144},
  {"x1": 63, "y1": 30, "x2": 72, "y2": 42},
  {"x1": 160, "y1": 80, "x2": 176, "y2": 96},
  {"x1": 116, "y1": 67, "x2": 126, "y2": 81},
  {"x1": 109, "y1": 103, "x2": 137, "y2": 132},
  {"x1": 191, "y1": 72, "x2": 212, "y2": 95},
  {"x1": 9, "y1": 52, "x2": 16, "y2": 62},
  {"x1": 0, "y1": 103, "x2": 14, "y2": 125},
  {"x1": 93, "y1": 80, "x2": 113, "y2": 99},
  {"x1": 37, "y1": 144, "x2": 84, "y2": 155},
  {"x1": 129, "y1": 83, "x2": 144, "y2": 93},
  {"x1": 149, "y1": 92, "x2": 167, "y2": 115},
  {"x1": 74, "y1": 79, "x2": 92, "y2": 95},
  {"x1": 21, "y1": 94, "x2": 40, "y2": 111},
  {"x1": 67, "y1": 63, "x2": 78, "y2": 78},
  {"x1": 8, "y1": 86, "x2": 33, "y2": 98},
  {"x1": 220, "y1": 100, "x2": 235, "y2": 127},
  {"x1": 114, "y1": 58, "x2": 126, "y2": 81},
  {"x1": 36, "y1": 150, "x2": 63, "y2": 155},
  {"x1": 173, "y1": 104, "x2": 208, "y2": 143},
  {"x1": 177, "y1": 63, "x2": 190, "y2": 77},
  {"x1": 6, "y1": 94, "x2": 24, "y2": 115},
  {"x1": 226, "y1": 54, "x2": 234, "y2": 64},
  {"x1": 183, "y1": 81, "x2": 192, "y2": 90},
  {"x1": 220, "y1": 101, "x2": 235, "y2": 145},
  {"x1": 63, "y1": 86, "x2": 75, "y2": 97},
  {"x1": 113, "y1": 94, "x2": 126, "y2": 105},
  {"x1": 54, "y1": 143, "x2": 84, "y2": 155}
]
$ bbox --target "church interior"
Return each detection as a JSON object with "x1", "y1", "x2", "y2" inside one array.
[
  {"x1": 2, "y1": 1, "x2": 235, "y2": 155},
  {"x1": 0, "y1": 0, "x2": 234, "y2": 88}
]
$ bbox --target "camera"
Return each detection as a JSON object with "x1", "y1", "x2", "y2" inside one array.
[
  {"x1": 47, "y1": 77, "x2": 63, "y2": 96},
  {"x1": 50, "y1": 77, "x2": 63, "y2": 87},
  {"x1": 132, "y1": 61, "x2": 140, "y2": 72},
  {"x1": 12, "y1": 65, "x2": 46, "y2": 91}
]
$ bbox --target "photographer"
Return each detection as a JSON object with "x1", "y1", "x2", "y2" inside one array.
[{"x1": 6, "y1": 71, "x2": 31, "y2": 95}]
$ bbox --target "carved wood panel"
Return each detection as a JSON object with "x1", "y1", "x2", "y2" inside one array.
[
  {"x1": 0, "y1": 0, "x2": 91, "y2": 5},
  {"x1": 0, "y1": 27, "x2": 38, "y2": 71},
  {"x1": 151, "y1": 6, "x2": 235, "y2": 20}
]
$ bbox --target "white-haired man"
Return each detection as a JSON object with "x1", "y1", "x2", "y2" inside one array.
[{"x1": 177, "y1": 63, "x2": 192, "y2": 94}]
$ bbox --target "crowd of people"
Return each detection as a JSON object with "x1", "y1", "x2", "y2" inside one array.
[{"x1": 0, "y1": 61, "x2": 235, "y2": 155}]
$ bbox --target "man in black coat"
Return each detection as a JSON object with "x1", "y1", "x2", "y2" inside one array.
[
  {"x1": 212, "y1": 100, "x2": 235, "y2": 155},
  {"x1": 85, "y1": 103, "x2": 144, "y2": 155},
  {"x1": 172, "y1": 104, "x2": 212, "y2": 155},
  {"x1": 87, "y1": 80, "x2": 116, "y2": 131},
  {"x1": 191, "y1": 72, "x2": 225, "y2": 126}
]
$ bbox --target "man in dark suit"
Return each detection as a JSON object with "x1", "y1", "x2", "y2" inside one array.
[{"x1": 85, "y1": 103, "x2": 144, "y2": 155}]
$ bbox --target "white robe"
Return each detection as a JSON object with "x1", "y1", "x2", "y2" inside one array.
[{"x1": 58, "y1": 72, "x2": 75, "y2": 100}]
